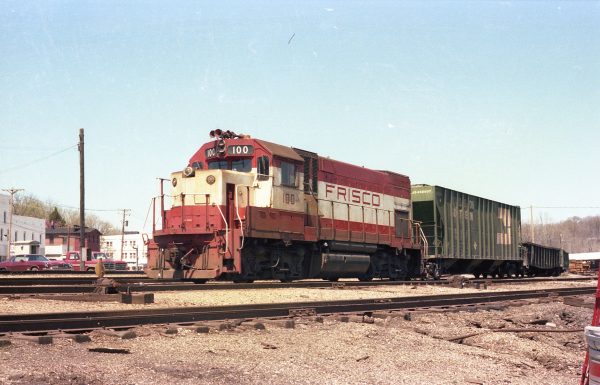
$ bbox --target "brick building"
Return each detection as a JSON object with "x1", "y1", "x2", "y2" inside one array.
[{"x1": 44, "y1": 226, "x2": 101, "y2": 259}]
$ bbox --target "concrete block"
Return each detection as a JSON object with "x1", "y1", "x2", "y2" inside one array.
[{"x1": 120, "y1": 293, "x2": 154, "y2": 304}]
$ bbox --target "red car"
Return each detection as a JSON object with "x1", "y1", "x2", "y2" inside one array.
[{"x1": 0, "y1": 254, "x2": 72, "y2": 271}]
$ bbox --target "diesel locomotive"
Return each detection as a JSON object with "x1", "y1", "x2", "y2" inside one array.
[
  {"x1": 146, "y1": 130, "x2": 426, "y2": 282},
  {"x1": 145, "y1": 130, "x2": 567, "y2": 281}
]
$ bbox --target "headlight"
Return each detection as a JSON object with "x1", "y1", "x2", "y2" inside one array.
[
  {"x1": 183, "y1": 166, "x2": 195, "y2": 177},
  {"x1": 206, "y1": 175, "x2": 216, "y2": 185},
  {"x1": 172, "y1": 177, "x2": 177, "y2": 187}
]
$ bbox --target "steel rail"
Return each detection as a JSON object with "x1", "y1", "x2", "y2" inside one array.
[
  {"x1": 0, "y1": 277, "x2": 154, "y2": 286},
  {"x1": 0, "y1": 270, "x2": 145, "y2": 276},
  {"x1": 0, "y1": 276, "x2": 594, "y2": 295},
  {"x1": 0, "y1": 286, "x2": 594, "y2": 334}
]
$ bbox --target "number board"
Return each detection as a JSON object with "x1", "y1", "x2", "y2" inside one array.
[
  {"x1": 205, "y1": 147, "x2": 218, "y2": 159},
  {"x1": 205, "y1": 145, "x2": 254, "y2": 159},
  {"x1": 227, "y1": 145, "x2": 254, "y2": 156}
]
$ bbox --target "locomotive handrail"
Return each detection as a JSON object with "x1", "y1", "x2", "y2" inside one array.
[
  {"x1": 160, "y1": 192, "x2": 212, "y2": 201},
  {"x1": 418, "y1": 224, "x2": 429, "y2": 258},
  {"x1": 213, "y1": 203, "x2": 229, "y2": 257},
  {"x1": 235, "y1": 179, "x2": 256, "y2": 251}
]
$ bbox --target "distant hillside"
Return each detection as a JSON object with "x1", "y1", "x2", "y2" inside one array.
[
  {"x1": 10, "y1": 193, "x2": 597, "y2": 252},
  {"x1": 521, "y1": 215, "x2": 600, "y2": 253}
]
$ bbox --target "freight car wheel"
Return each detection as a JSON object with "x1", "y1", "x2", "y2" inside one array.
[
  {"x1": 29, "y1": 267, "x2": 38, "y2": 271},
  {"x1": 327, "y1": 278, "x2": 339, "y2": 282}
]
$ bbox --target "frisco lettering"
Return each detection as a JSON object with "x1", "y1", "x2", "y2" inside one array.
[{"x1": 325, "y1": 184, "x2": 381, "y2": 207}]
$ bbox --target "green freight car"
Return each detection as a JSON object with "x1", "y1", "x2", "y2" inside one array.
[
  {"x1": 520, "y1": 242, "x2": 569, "y2": 276},
  {"x1": 412, "y1": 184, "x2": 522, "y2": 278}
]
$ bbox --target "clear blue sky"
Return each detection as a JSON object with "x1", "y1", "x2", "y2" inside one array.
[{"x1": 1, "y1": 0, "x2": 599, "y2": 233}]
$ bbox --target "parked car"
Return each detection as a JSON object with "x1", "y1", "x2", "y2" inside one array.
[
  {"x1": 63, "y1": 251, "x2": 128, "y2": 271},
  {"x1": 0, "y1": 254, "x2": 73, "y2": 271}
]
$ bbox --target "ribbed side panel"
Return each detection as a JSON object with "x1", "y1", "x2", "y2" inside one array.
[{"x1": 412, "y1": 185, "x2": 521, "y2": 261}]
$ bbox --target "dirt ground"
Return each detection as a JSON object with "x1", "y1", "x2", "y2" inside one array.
[{"x1": 0, "y1": 281, "x2": 595, "y2": 385}]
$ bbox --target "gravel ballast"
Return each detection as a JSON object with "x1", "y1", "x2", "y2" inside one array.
[{"x1": 0, "y1": 279, "x2": 595, "y2": 384}]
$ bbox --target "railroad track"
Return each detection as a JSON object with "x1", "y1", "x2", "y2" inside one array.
[
  {"x1": 0, "y1": 276, "x2": 594, "y2": 295},
  {"x1": 0, "y1": 270, "x2": 144, "y2": 276},
  {"x1": 0, "y1": 286, "x2": 594, "y2": 334}
]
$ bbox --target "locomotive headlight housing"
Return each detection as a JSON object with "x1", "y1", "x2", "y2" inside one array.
[
  {"x1": 206, "y1": 175, "x2": 216, "y2": 185},
  {"x1": 172, "y1": 177, "x2": 177, "y2": 187}
]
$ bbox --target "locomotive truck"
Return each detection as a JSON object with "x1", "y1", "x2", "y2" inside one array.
[{"x1": 145, "y1": 130, "x2": 427, "y2": 282}]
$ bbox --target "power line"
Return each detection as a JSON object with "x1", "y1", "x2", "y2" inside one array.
[
  {"x1": 0, "y1": 144, "x2": 77, "y2": 175},
  {"x1": 0, "y1": 221, "x2": 44, "y2": 234},
  {"x1": 1, "y1": 188, "x2": 24, "y2": 258},
  {"x1": 520, "y1": 206, "x2": 600, "y2": 210},
  {"x1": 531, "y1": 206, "x2": 600, "y2": 209},
  {"x1": 50, "y1": 203, "x2": 125, "y2": 213}
]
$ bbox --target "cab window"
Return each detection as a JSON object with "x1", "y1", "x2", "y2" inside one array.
[
  {"x1": 257, "y1": 156, "x2": 270, "y2": 180},
  {"x1": 208, "y1": 160, "x2": 228, "y2": 170},
  {"x1": 231, "y1": 159, "x2": 251, "y2": 172},
  {"x1": 281, "y1": 161, "x2": 296, "y2": 187}
]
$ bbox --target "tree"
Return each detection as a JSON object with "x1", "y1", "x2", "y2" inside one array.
[
  {"x1": 48, "y1": 207, "x2": 66, "y2": 227},
  {"x1": 12, "y1": 194, "x2": 118, "y2": 235}
]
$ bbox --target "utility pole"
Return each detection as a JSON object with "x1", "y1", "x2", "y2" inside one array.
[
  {"x1": 529, "y1": 205, "x2": 534, "y2": 243},
  {"x1": 120, "y1": 209, "x2": 130, "y2": 261},
  {"x1": 78, "y1": 128, "x2": 85, "y2": 271},
  {"x1": 1, "y1": 188, "x2": 24, "y2": 260}
]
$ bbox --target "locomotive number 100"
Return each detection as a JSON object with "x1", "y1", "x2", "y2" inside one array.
[
  {"x1": 205, "y1": 145, "x2": 254, "y2": 159},
  {"x1": 227, "y1": 145, "x2": 254, "y2": 156},
  {"x1": 284, "y1": 193, "x2": 297, "y2": 205}
]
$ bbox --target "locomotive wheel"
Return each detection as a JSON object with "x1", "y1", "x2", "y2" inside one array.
[{"x1": 192, "y1": 279, "x2": 208, "y2": 284}]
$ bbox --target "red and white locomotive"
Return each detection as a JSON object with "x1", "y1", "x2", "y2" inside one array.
[{"x1": 146, "y1": 130, "x2": 426, "y2": 282}]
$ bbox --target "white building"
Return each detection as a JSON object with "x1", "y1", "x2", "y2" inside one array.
[
  {"x1": 570, "y1": 252, "x2": 600, "y2": 261},
  {"x1": 0, "y1": 194, "x2": 46, "y2": 260},
  {"x1": 100, "y1": 232, "x2": 148, "y2": 270}
]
